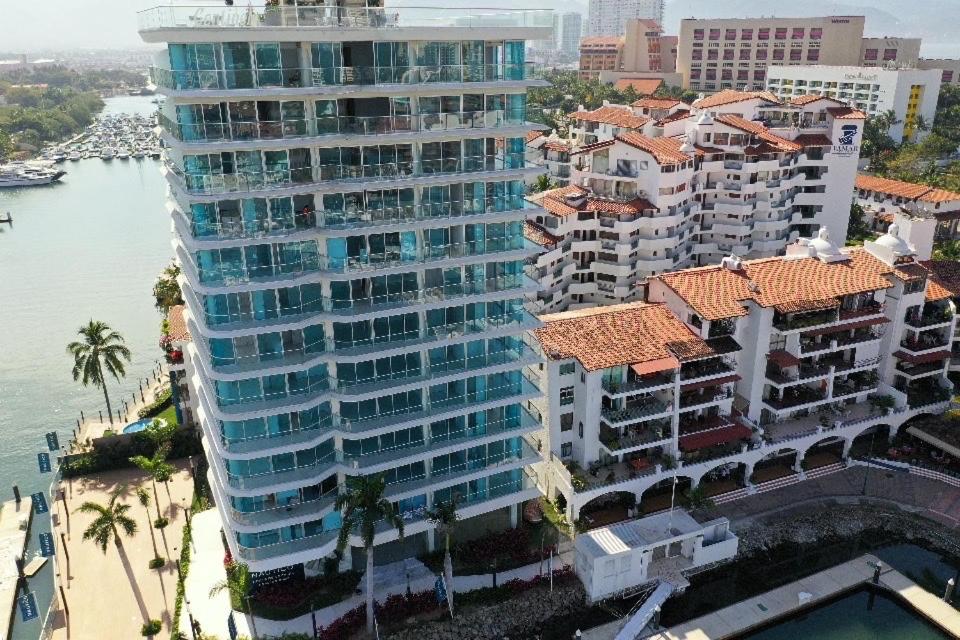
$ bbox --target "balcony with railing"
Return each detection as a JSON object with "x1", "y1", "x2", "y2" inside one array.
[
  {"x1": 772, "y1": 306, "x2": 839, "y2": 332},
  {"x1": 763, "y1": 384, "x2": 827, "y2": 411},
  {"x1": 601, "y1": 372, "x2": 675, "y2": 396},
  {"x1": 599, "y1": 419, "x2": 671, "y2": 455},
  {"x1": 600, "y1": 399, "x2": 671, "y2": 427},
  {"x1": 905, "y1": 303, "x2": 953, "y2": 329},
  {"x1": 679, "y1": 356, "x2": 736, "y2": 381}
]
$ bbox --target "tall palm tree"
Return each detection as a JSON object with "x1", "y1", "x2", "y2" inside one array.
[
  {"x1": 130, "y1": 443, "x2": 175, "y2": 520},
  {"x1": 426, "y1": 499, "x2": 459, "y2": 610},
  {"x1": 209, "y1": 561, "x2": 251, "y2": 611},
  {"x1": 136, "y1": 487, "x2": 159, "y2": 558},
  {"x1": 66, "y1": 320, "x2": 132, "y2": 425},
  {"x1": 77, "y1": 486, "x2": 149, "y2": 621},
  {"x1": 335, "y1": 474, "x2": 404, "y2": 634}
]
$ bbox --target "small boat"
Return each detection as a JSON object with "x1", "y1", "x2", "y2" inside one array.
[
  {"x1": 0, "y1": 163, "x2": 66, "y2": 188},
  {"x1": 132, "y1": 150, "x2": 145, "y2": 159},
  {"x1": 67, "y1": 151, "x2": 82, "y2": 161},
  {"x1": 118, "y1": 150, "x2": 130, "y2": 160},
  {"x1": 101, "y1": 150, "x2": 115, "y2": 161}
]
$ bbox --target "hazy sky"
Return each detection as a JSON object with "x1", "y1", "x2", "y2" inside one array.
[{"x1": 1, "y1": 0, "x2": 164, "y2": 51}]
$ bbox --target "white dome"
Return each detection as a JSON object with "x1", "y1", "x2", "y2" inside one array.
[
  {"x1": 696, "y1": 111, "x2": 714, "y2": 125},
  {"x1": 809, "y1": 227, "x2": 842, "y2": 260},
  {"x1": 875, "y1": 223, "x2": 913, "y2": 255}
]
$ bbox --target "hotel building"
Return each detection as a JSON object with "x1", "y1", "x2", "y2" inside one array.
[
  {"x1": 139, "y1": 0, "x2": 551, "y2": 575},
  {"x1": 530, "y1": 228, "x2": 956, "y2": 524},
  {"x1": 854, "y1": 174, "x2": 960, "y2": 248},
  {"x1": 524, "y1": 90, "x2": 865, "y2": 312},
  {"x1": 766, "y1": 65, "x2": 942, "y2": 142},
  {"x1": 587, "y1": 0, "x2": 664, "y2": 38}
]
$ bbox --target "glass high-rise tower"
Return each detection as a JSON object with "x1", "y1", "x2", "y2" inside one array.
[{"x1": 139, "y1": 0, "x2": 551, "y2": 575}]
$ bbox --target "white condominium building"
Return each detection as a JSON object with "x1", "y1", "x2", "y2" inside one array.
[
  {"x1": 854, "y1": 174, "x2": 960, "y2": 248},
  {"x1": 766, "y1": 65, "x2": 942, "y2": 143},
  {"x1": 139, "y1": 0, "x2": 552, "y2": 576},
  {"x1": 560, "y1": 13, "x2": 585, "y2": 59},
  {"x1": 530, "y1": 227, "x2": 956, "y2": 525},
  {"x1": 587, "y1": 0, "x2": 664, "y2": 37},
  {"x1": 524, "y1": 90, "x2": 865, "y2": 313}
]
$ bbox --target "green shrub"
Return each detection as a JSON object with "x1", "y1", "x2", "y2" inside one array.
[
  {"x1": 141, "y1": 620, "x2": 162, "y2": 636},
  {"x1": 154, "y1": 516, "x2": 169, "y2": 529},
  {"x1": 149, "y1": 557, "x2": 165, "y2": 569},
  {"x1": 61, "y1": 426, "x2": 202, "y2": 478},
  {"x1": 138, "y1": 387, "x2": 173, "y2": 419}
]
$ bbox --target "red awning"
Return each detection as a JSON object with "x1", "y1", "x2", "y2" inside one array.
[
  {"x1": 767, "y1": 350, "x2": 801, "y2": 367},
  {"x1": 893, "y1": 350, "x2": 952, "y2": 365},
  {"x1": 679, "y1": 424, "x2": 753, "y2": 452},
  {"x1": 681, "y1": 374, "x2": 741, "y2": 392},
  {"x1": 802, "y1": 316, "x2": 889, "y2": 337},
  {"x1": 630, "y1": 357, "x2": 680, "y2": 376}
]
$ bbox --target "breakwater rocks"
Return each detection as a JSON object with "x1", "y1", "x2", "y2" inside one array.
[{"x1": 384, "y1": 579, "x2": 587, "y2": 640}]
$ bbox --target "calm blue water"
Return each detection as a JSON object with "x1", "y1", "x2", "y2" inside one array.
[{"x1": 0, "y1": 95, "x2": 171, "y2": 638}]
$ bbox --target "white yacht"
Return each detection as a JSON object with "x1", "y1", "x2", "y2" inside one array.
[{"x1": 0, "y1": 164, "x2": 66, "y2": 188}]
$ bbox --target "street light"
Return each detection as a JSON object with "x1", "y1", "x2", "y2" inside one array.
[{"x1": 185, "y1": 597, "x2": 198, "y2": 640}]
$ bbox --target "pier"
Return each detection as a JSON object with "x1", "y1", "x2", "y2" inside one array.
[{"x1": 0, "y1": 498, "x2": 33, "y2": 640}]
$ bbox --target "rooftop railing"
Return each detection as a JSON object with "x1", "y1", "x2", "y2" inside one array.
[{"x1": 138, "y1": 5, "x2": 553, "y2": 31}]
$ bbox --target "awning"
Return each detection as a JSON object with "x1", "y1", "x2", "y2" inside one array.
[
  {"x1": 906, "y1": 426, "x2": 960, "y2": 459},
  {"x1": 893, "y1": 350, "x2": 951, "y2": 365},
  {"x1": 630, "y1": 356, "x2": 680, "y2": 376},
  {"x1": 767, "y1": 349, "x2": 800, "y2": 367},
  {"x1": 679, "y1": 424, "x2": 753, "y2": 452},
  {"x1": 681, "y1": 374, "x2": 741, "y2": 392},
  {"x1": 801, "y1": 316, "x2": 889, "y2": 337}
]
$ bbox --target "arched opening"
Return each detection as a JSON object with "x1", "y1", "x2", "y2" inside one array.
[
  {"x1": 887, "y1": 414, "x2": 960, "y2": 470},
  {"x1": 639, "y1": 476, "x2": 692, "y2": 515},
  {"x1": 750, "y1": 448, "x2": 798, "y2": 484},
  {"x1": 698, "y1": 462, "x2": 747, "y2": 497},
  {"x1": 579, "y1": 490, "x2": 637, "y2": 530},
  {"x1": 849, "y1": 424, "x2": 891, "y2": 459},
  {"x1": 802, "y1": 437, "x2": 845, "y2": 470}
]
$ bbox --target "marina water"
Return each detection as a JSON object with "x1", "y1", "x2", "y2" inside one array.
[{"x1": 0, "y1": 96, "x2": 171, "y2": 638}]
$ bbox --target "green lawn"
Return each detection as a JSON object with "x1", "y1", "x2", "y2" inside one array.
[{"x1": 155, "y1": 403, "x2": 179, "y2": 426}]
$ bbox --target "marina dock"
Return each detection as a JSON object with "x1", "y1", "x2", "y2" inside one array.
[
  {"x1": 585, "y1": 554, "x2": 960, "y2": 640},
  {"x1": 0, "y1": 499, "x2": 33, "y2": 640}
]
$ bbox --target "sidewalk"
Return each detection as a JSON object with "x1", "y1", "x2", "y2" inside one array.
[{"x1": 185, "y1": 508, "x2": 574, "y2": 638}]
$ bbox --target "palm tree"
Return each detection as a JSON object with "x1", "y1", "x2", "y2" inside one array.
[
  {"x1": 426, "y1": 499, "x2": 459, "y2": 610},
  {"x1": 130, "y1": 443, "x2": 175, "y2": 520},
  {"x1": 210, "y1": 560, "x2": 252, "y2": 611},
  {"x1": 335, "y1": 474, "x2": 404, "y2": 634},
  {"x1": 528, "y1": 173, "x2": 555, "y2": 194},
  {"x1": 136, "y1": 487, "x2": 160, "y2": 558},
  {"x1": 77, "y1": 486, "x2": 149, "y2": 622},
  {"x1": 66, "y1": 320, "x2": 132, "y2": 425}
]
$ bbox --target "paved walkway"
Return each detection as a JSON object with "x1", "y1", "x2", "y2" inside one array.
[
  {"x1": 47, "y1": 462, "x2": 194, "y2": 640},
  {"x1": 186, "y1": 507, "x2": 575, "y2": 639}
]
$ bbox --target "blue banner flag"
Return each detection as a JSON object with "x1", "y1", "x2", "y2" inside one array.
[
  {"x1": 45, "y1": 432, "x2": 59, "y2": 452},
  {"x1": 31, "y1": 492, "x2": 48, "y2": 514},
  {"x1": 37, "y1": 453, "x2": 51, "y2": 474},
  {"x1": 18, "y1": 592, "x2": 38, "y2": 621},
  {"x1": 39, "y1": 532, "x2": 55, "y2": 557}
]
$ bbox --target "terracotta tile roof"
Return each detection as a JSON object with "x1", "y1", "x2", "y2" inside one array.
[
  {"x1": 615, "y1": 132, "x2": 693, "y2": 164},
  {"x1": 569, "y1": 105, "x2": 651, "y2": 129},
  {"x1": 855, "y1": 174, "x2": 960, "y2": 203},
  {"x1": 581, "y1": 36, "x2": 623, "y2": 47},
  {"x1": 653, "y1": 248, "x2": 897, "y2": 321},
  {"x1": 534, "y1": 302, "x2": 707, "y2": 371},
  {"x1": 877, "y1": 212, "x2": 895, "y2": 224},
  {"x1": 693, "y1": 90, "x2": 781, "y2": 110},
  {"x1": 655, "y1": 109, "x2": 692, "y2": 126},
  {"x1": 543, "y1": 141, "x2": 572, "y2": 152},
  {"x1": 586, "y1": 197, "x2": 657, "y2": 215},
  {"x1": 792, "y1": 134, "x2": 833, "y2": 147},
  {"x1": 827, "y1": 106, "x2": 867, "y2": 120},
  {"x1": 614, "y1": 78, "x2": 663, "y2": 95},
  {"x1": 714, "y1": 114, "x2": 802, "y2": 152},
  {"x1": 789, "y1": 94, "x2": 846, "y2": 106},
  {"x1": 920, "y1": 260, "x2": 960, "y2": 301},
  {"x1": 526, "y1": 130, "x2": 544, "y2": 144},
  {"x1": 166, "y1": 305, "x2": 191, "y2": 342},
  {"x1": 523, "y1": 221, "x2": 562, "y2": 248},
  {"x1": 632, "y1": 97, "x2": 682, "y2": 109},
  {"x1": 570, "y1": 139, "x2": 616, "y2": 155},
  {"x1": 773, "y1": 298, "x2": 839, "y2": 314}
]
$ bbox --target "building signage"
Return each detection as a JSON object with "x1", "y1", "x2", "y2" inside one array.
[
  {"x1": 832, "y1": 124, "x2": 860, "y2": 157},
  {"x1": 843, "y1": 72, "x2": 879, "y2": 82}
]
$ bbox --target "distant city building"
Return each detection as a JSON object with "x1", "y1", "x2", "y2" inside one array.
[
  {"x1": 766, "y1": 65, "x2": 942, "y2": 142},
  {"x1": 859, "y1": 37, "x2": 921, "y2": 68},
  {"x1": 919, "y1": 58, "x2": 960, "y2": 86},
  {"x1": 587, "y1": 0, "x2": 664, "y2": 37},
  {"x1": 578, "y1": 20, "x2": 679, "y2": 86},
  {"x1": 560, "y1": 13, "x2": 584, "y2": 58}
]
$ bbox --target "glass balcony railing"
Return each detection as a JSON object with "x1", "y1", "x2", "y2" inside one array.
[
  {"x1": 138, "y1": 5, "x2": 553, "y2": 32},
  {"x1": 161, "y1": 110, "x2": 528, "y2": 143},
  {"x1": 169, "y1": 154, "x2": 529, "y2": 195}
]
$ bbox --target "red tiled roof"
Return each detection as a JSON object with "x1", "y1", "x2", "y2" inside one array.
[
  {"x1": 767, "y1": 350, "x2": 801, "y2": 367},
  {"x1": 570, "y1": 139, "x2": 616, "y2": 155},
  {"x1": 714, "y1": 114, "x2": 802, "y2": 152},
  {"x1": 827, "y1": 106, "x2": 867, "y2": 120},
  {"x1": 655, "y1": 109, "x2": 692, "y2": 126},
  {"x1": 632, "y1": 97, "x2": 683, "y2": 109},
  {"x1": 653, "y1": 249, "x2": 898, "y2": 321},
  {"x1": 586, "y1": 197, "x2": 656, "y2": 214},
  {"x1": 166, "y1": 305, "x2": 191, "y2": 342},
  {"x1": 581, "y1": 36, "x2": 623, "y2": 47},
  {"x1": 523, "y1": 221, "x2": 562, "y2": 247},
  {"x1": 526, "y1": 130, "x2": 544, "y2": 144},
  {"x1": 894, "y1": 350, "x2": 951, "y2": 365},
  {"x1": 855, "y1": 174, "x2": 960, "y2": 204},
  {"x1": 693, "y1": 90, "x2": 781, "y2": 109},
  {"x1": 534, "y1": 302, "x2": 708, "y2": 371},
  {"x1": 790, "y1": 94, "x2": 846, "y2": 106},
  {"x1": 792, "y1": 134, "x2": 833, "y2": 147},
  {"x1": 569, "y1": 105, "x2": 651, "y2": 129},
  {"x1": 615, "y1": 132, "x2": 693, "y2": 164},
  {"x1": 920, "y1": 260, "x2": 960, "y2": 301},
  {"x1": 543, "y1": 141, "x2": 572, "y2": 152},
  {"x1": 679, "y1": 423, "x2": 752, "y2": 452},
  {"x1": 614, "y1": 78, "x2": 663, "y2": 95}
]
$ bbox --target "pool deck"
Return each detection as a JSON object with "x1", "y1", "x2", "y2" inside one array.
[
  {"x1": 585, "y1": 554, "x2": 960, "y2": 640},
  {"x1": 75, "y1": 367, "x2": 170, "y2": 443}
]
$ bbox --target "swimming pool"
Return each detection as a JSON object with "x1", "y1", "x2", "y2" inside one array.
[{"x1": 122, "y1": 418, "x2": 153, "y2": 434}]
